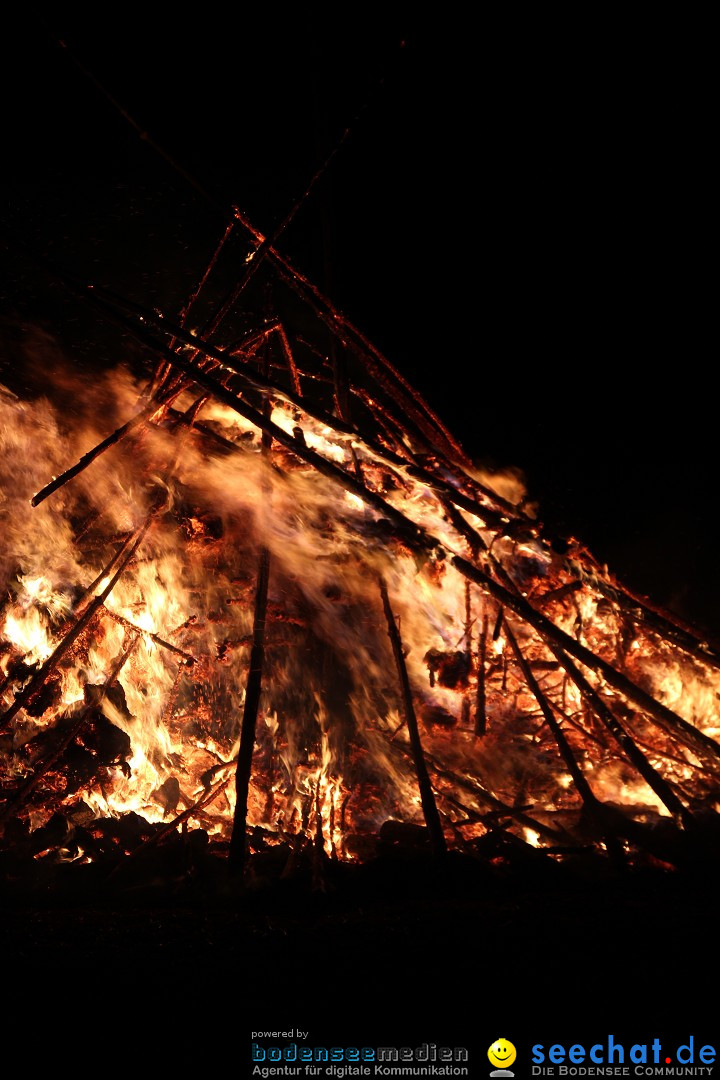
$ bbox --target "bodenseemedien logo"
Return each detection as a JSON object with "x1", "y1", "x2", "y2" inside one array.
[{"x1": 489, "y1": 1038, "x2": 517, "y2": 1077}]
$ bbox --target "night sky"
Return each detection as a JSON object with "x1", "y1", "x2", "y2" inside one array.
[{"x1": 2, "y1": 10, "x2": 717, "y2": 630}]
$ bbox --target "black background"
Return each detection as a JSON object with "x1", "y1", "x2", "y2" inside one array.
[{"x1": 0, "y1": 8, "x2": 718, "y2": 1056}]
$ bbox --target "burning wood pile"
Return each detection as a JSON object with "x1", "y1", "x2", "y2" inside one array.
[{"x1": 1, "y1": 209, "x2": 719, "y2": 884}]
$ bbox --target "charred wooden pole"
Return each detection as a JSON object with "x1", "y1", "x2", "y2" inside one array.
[
  {"x1": 228, "y1": 333, "x2": 274, "y2": 876},
  {"x1": 379, "y1": 579, "x2": 446, "y2": 858},
  {"x1": 73, "y1": 533, "x2": 133, "y2": 606},
  {"x1": 502, "y1": 618, "x2": 628, "y2": 865},
  {"x1": 275, "y1": 323, "x2": 303, "y2": 397},
  {"x1": 151, "y1": 212, "x2": 238, "y2": 393},
  {"x1": 30, "y1": 381, "x2": 186, "y2": 508},
  {"x1": 313, "y1": 93, "x2": 349, "y2": 429},
  {"x1": 164, "y1": 408, "x2": 264, "y2": 463},
  {"x1": 103, "y1": 609, "x2": 195, "y2": 663},
  {"x1": 228, "y1": 541, "x2": 271, "y2": 875},
  {"x1": 437, "y1": 496, "x2": 489, "y2": 735},
  {"x1": 203, "y1": 76, "x2": 371, "y2": 342},
  {"x1": 476, "y1": 611, "x2": 489, "y2": 736},
  {"x1": 461, "y1": 580, "x2": 473, "y2": 727},
  {"x1": 234, "y1": 322, "x2": 302, "y2": 397},
  {"x1": 480, "y1": 552, "x2": 720, "y2": 779},
  {"x1": 545, "y1": 639, "x2": 694, "y2": 828},
  {"x1": 334, "y1": 331, "x2": 444, "y2": 859},
  {"x1": 504, "y1": 620, "x2": 597, "y2": 807},
  {"x1": 171, "y1": 212, "x2": 237, "y2": 349},
  {"x1": 414, "y1": 474, "x2": 720, "y2": 796}
]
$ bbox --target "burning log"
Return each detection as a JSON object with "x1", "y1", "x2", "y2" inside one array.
[
  {"x1": 102, "y1": 609, "x2": 196, "y2": 664},
  {"x1": 111, "y1": 773, "x2": 233, "y2": 873},
  {"x1": 535, "y1": 581, "x2": 584, "y2": 608},
  {"x1": 1, "y1": 631, "x2": 139, "y2": 821},
  {"x1": 74, "y1": 533, "x2": 134, "y2": 606},
  {"x1": 492, "y1": 606, "x2": 504, "y2": 641},
  {"x1": 0, "y1": 521, "x2": 150, "y2": 732},
  {"x1": 30, "y1": 390, "x2": 182, "y2": 508}
]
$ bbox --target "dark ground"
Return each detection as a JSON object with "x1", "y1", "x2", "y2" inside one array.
[
  {"x1": 2, "y1": 846, "x2": 718, "y2": 1061},
  {"x1": 1, "y1": 9, "x2": 718, "y2": 1063}
]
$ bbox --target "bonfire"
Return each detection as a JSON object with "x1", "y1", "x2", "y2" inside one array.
[{"x1": 1, "y1": 198, "x2": 719, "y2": 885}]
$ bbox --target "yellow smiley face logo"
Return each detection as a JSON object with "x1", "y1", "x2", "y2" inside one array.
[{"x1": 488, "y1": 1039, "x2": 517, "y2": 1069}]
